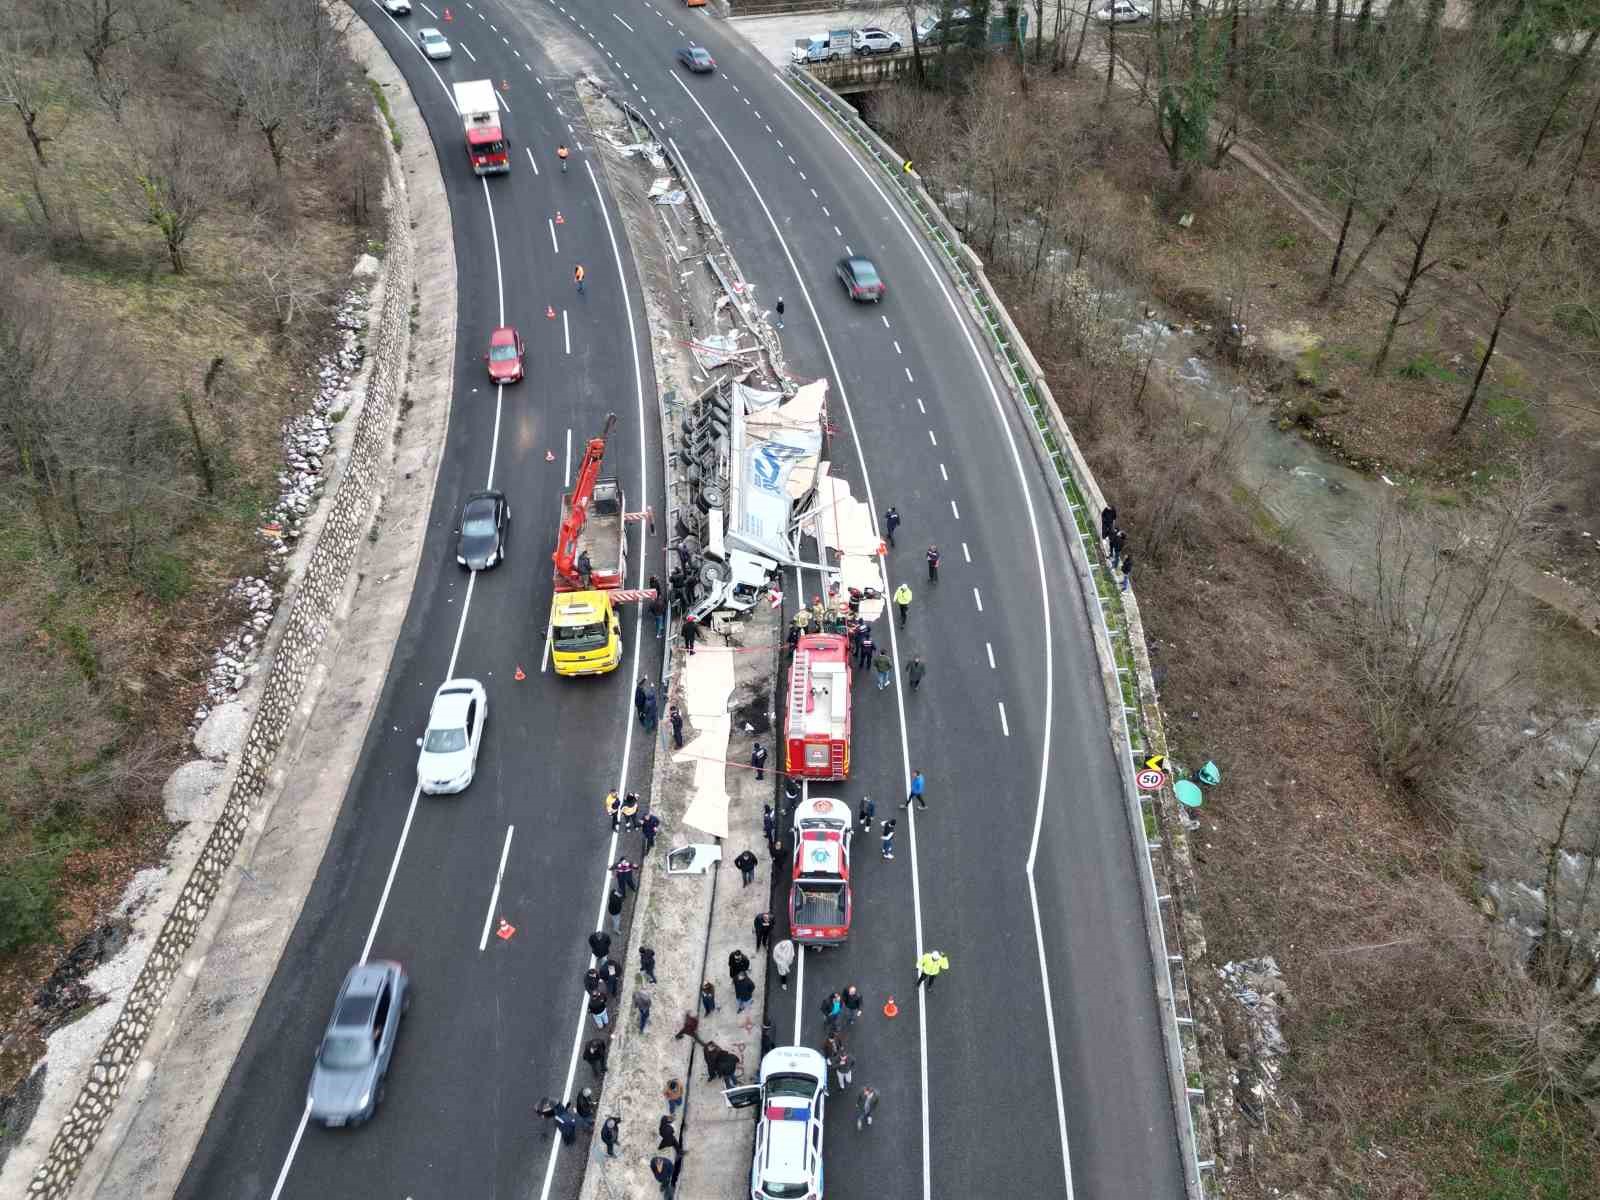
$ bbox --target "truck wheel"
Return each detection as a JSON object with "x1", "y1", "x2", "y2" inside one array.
[{"x1": 701, "y1": 484, "x2": 724, "y2": 510}]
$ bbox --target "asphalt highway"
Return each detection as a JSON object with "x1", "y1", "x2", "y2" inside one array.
[
  {"x1": 177, "y1": 6, "x2": 664, "y2": 1198},
  {"x1": 177, "y1": 1, "x2": 1187, "y2": 1197}
]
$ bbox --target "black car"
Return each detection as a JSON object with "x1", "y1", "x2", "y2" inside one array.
[
  {"x1": 455, "y1": 490, "x2": 509, "y2": 571},
  {"x1": 836, "y1": 256, "x2": 886, "y2": 303},
  {"x1": 677, "y1": 45, "x2": 716, "y2": 73}
]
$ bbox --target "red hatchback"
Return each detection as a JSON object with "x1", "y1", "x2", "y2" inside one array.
[{"x1": 485, "y1": 326, "x2": 525, "y2": 383}]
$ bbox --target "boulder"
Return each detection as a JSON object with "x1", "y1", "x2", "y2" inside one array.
[
  {"x1": 351, "y1": 253, "x2": 381, "y2": 280},
  {"x1": 162, "y1": 760, "x2": 230, "y2": 823},
  {"x1": 194, "y1": 701, "x2": 249, "y2": 761}
]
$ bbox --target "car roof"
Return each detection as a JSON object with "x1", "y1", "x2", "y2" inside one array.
[
  {"x1": 760, "y1": 1105, "x2": 812, "y2": 1180},
  {"x1": 340, "y1": 962, "x2": 391, "y2": 1001},
  {"x1": 489, "y1": 325, "x2": 518, "y2": 343},
  {"x1": 420, "y1": 27, "x2": 443, "y2": 37},
  {"x1": 430, "y1": 679, "x2": 482, "y2": 723},
  {"x1": 463, "y1": 489, "x2": 504, "y2": 508}
]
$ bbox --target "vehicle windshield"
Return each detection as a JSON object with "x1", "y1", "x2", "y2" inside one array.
[
  {"x1": 792, "y1": 882, "x2": 847, "y2": 926},
  {"x1": 766, "y1": 1073, "x2": 818, "y2": 1101},
  {"x1": 760, "y1": 1183, "x2": 810, "y2": 1200},
  {"x1": 423, "y1": 725, "x2": 467, "y2": 753},
  {"x1": 489, "y1": 343, "x2": 518, "y2": 362},
  {"x1": 462, "y1": 511, "x2": 497, "y2": 536},
  {"x1": 319, "y1": 1031, "x2": 374, "y2": 1070},
  {"x1": 691, "y1": 49, "x2": 711, "y2": 62},
  {"x1": 851, "y1": 261, "x2": 880, "y2": 286},
  {"x1": 554, "y1": 621, "x2": 609, "y2": 652}
]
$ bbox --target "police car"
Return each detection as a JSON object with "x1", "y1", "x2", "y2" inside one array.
[{"x1": 724, "y1": 1046, "x2": 828, "y2": 1199}]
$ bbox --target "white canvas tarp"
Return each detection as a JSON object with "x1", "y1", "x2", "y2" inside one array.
[
  {"x1": 677, "y1": 647, "x2": 736, "y2": 840},
  {"x1": 729, "y1": 379, "x2": 826, "y2": 562}
]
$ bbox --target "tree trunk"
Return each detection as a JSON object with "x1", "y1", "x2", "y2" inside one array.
[
  {"x1": 1104, "y1": 12, "x2": 1116, "y2": 106},
  {"x1": 1321, "y1": 198, "x2": 1357, "y2": 301},
  {"x1": 179, "y1": 390, "x2": 216, "y2": 495},
  {"x1": 1371, "y1": 197, "x2": 1442, "y2": 375},
  {"x1": 1333, "y1": 0, "x2": 1345, "y2": 61},
  {"x1": 1313, "y1": 0, "x2": 1328, "y2": 61},
  {"x1": 1072, "y1": 0, "x2": 1094, "y2": 69},
  {"x1": 1452, "y1": 301, "x2": 1508, "y2": 436}
]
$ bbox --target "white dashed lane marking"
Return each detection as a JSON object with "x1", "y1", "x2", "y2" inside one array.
[
  {"x1": 915, "y1": 397, "x2": 925, "y2": 414},
  {"x1": 927, "y1": 430, "x2": 937, "y2": 446},
  {"x1": 950, "y1": 500, "x2": 960, "y2": 520},
  {"x1": 973, "y1": 587, "x2": 984, "y2": 612},
  {"x1": 939, "y1": 463, "x2": 947, "y2": 481},
  {"x1": 905, "y1": 367, "x2": 915, "y2": 383},
  {"x1": 962, "y1": 542, "x2": 971, "y2": 562},
  {"x1": 986, "y1": 643, "x2": 996, "y2": 670},
  {"x1": 998, "y1": 703, "x2": 1010, "y2": 736}
]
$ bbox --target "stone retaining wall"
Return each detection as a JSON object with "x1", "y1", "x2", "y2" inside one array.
[{"x1": 24, "y1": 148, "x2": 416, "y2": 1200}]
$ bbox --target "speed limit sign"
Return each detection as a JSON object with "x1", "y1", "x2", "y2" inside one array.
[{"x1": 1136, "y1": 769, "x2": 1165, "y2": 792}]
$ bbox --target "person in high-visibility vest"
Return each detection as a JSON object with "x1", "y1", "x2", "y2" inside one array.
[
  {"x1": 915, "y1": 949, "x2": 949, "y2": 989},
  {"x1": 557, "y1": 143, "x2": 569, "y2": 172},
  {"x1": 574, "y1": 264, "x2": 585, "y2": 293},
  {"x1": 893, "y1": 582, "x2": 913, "y2": 627}
]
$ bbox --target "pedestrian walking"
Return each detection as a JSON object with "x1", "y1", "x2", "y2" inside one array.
[
  {"x1": 822, "y1": 1032, "x2": 843, "y2": 1066},
  {"x1": 843, "y1": 984, "x2": 863, "y2": 1026},
  {"x1": 884, "y1": 506, "x2": 901, "y2": 547},
  {"x1": 681, "y1": 615, "x2": 698, "y2": 655},
  {"x1": 754, "y1": 910, "x2": 774, "y2": 950},
  {"x1": 574, "y1": 263, "x2": 586, "y2": 293},
  {"x1": 658, "y1": 1114, "x2": 680, "y2": 1151},
  {"x1": 856, "y1": 631, "x2": 875, "y2": 671},
  {"x1": 642, "y1": 811, "x2": 662, "y2": 853},
  {"x1": 775, "y1": 297, "x2": 785, "y2": 329},
  {"x1": 649, "y1": 575, "x2": 666, "y2": 637},
  {"x1": 772, "y1": 937, "x2": 795, "y2": 990},
  {"x1": 762, "y1": 804, "x2": 775, "y2": 842},
  {"x1": 636, "y1": 680, "x2": 654, "y2": 727},
  {"x1": 873, "y1": 650, "x2": 893, "y2": 691},
  {"x1": 729, "y1": 948, "x2": 750, "y2": 981},
  {"x1": 663, "y1": 1076, "x2": 683, "y2": 1115},
  {"x1": 734, "y1": 971, "x2": 755, "y2": 1013},
  {"x1": 881, "y1": 818, "x2": 897, "y2": 860},
  {"x1": 1109, "y1": 526, "x2": 1127, "y2": 568},
  {"x1": 856, "y1": 1085, "x2": 879, "y2": 1130},
  {"x1": 588, "y1": 930, "x2": 612, "y2": 961},
  {"x1": 635, "y1": 677, "x2": 649, "y2": 715},
  {"x1": 635, "y1": 983, "x2": 653, "y2": 1033},
  {"x1": 785, "y1": 777, "x2": 801, "y2": 815},
  {"x1": 669, "y1": 705, "x2": 684, "y2": 749},
  {"x1": 901, "y1": 770, "x2": 927, "y2": 810},
  {"x1": 604, "y1": 789, "x2": 620, "y2": 831},
  {"x1": 535, "y1": 1095, "x2": 558, "y2": 1131},
  {"x1": 602, "y1": 957, "x2": 622, "y2": 997},
  {"x1": 906, "y1": 656, "x2": 926, "y2": 692},
  {"x1": 834, "y1": 1051, "x2": 854, "y2": 1091},
  {"x1": 575, "y1": 1087, "x2": 598, "y2": 1130},
  {"x1": 750, "y1": 741, "x2": 768, "y2": 781},
  {"x1": 642, "y1": 690, "x2": 658, "y2": 733},
  {"x1": 915, "y1": 948, "x2": 951, "y2": 989},
  {"x1": 589, "y1": 989, "x2": 609, "y2": 1029},
  {"x1": 640, "y1": 945, "x2": 658, "y2": 983},
  {"x1": 600, "y1": 1115, "x2": 620, "y2": 1157},
  {"x1": 734, "y1": 849, "x2": 759, "y2": 886},
  {"x1": 820, "y1": 990, "x2": 843, "y2": 1032},
  {"x1": 712, "y1": 1046, "x2": 740, "y2": 1086},
  {"x1": 614, "y1": 855, "x2": 639, "y2": 893},
  {"x1": 553, "y1": 1101, "x2": 577, "y2": 1145},
  {"x1": 583, "y1": 1037, "x2": 609, "y2": 1077},
  {"x1": 767, "y1": 832, "x2": 783, "y2": 864},
  {"x1": 1100, "y1": 503, "x2": 1117, "y2": 545},
  {"x1": 858, "y1": 794, "x2": 875, "y2": 832},
  {"x1": 700, "y1": 980, "x2": 716, "y2": 1014},
  {"x1": 620, "y1": 793, "x2": 640, "y2": 830},
  {"x1": 607, "y1": 886, "x2": 624, "y2": 934},
  {"x1": 584, "y1": 966, "x2": 603, "y2": 996},
  {"x1": 893, "y1": 582, "x2": 913, "y2": 627},
  {"x1": 650, "y1": 1154, "x2": 675, "y2": 1198},
  {"x1": 926, "y1": 544, "x2": 941, "y2": 582},
  {"x1": 1121, "y1": 552, "x2": 1134, "y2": 592}
]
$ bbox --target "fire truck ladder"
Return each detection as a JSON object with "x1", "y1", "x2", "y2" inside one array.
[
  {"x1": 552, "y1": 412, "x2": 617, "y2": 587},
  {"x1": 788, "y1": 650, "x2": 811, "y2": 731}
]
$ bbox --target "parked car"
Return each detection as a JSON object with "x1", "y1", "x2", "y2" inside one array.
[
  {"x1": 417, "y1": 27, "x2": 452, "y2": 59},
  {"x1": 381, "y1": 0, "x2": 411, "y2": 15},
  {"x1": 308, "y1": 960, "x2": 409, "y2": 1127},
  {"x1": 723, "y1": 1047, "x2": 828, "y2": 1200},
  {"x1": 485, "y1": 325, "x2": 525, "y2": 384},
  {"x1": 416, "y1": 679, "x2": 487, "y2": 795},
  {"x1": 836, "y1": 256, "x2": 886, "y2": 303},
  {"x1": 1095, "y1": 1, "x2": 1150, "y2": 20},
  {"x1": 916, "y1": 7, "x2": 977, "y2": 44},
  {"x1": 676, "y1": 45, "x2": 716, "y2": 73},
  {"x1": 455, "y1": 491, "x2": 509, "y2": 571},
  {"x1": 853, "y1": 27, "x2": 902, "y2": 55}
]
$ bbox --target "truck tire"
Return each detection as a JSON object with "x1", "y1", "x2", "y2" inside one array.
[{"x1": 701, "y1": 484, "x2": 724, "y2": 511}]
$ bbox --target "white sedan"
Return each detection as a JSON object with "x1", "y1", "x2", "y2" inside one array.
[
  {"x1": 1096, "y1": 1, "x2": 1149, "y2": 20},
  {"x1": 417, "y1": 27, "x2": 452, "y2": 59},
  {"x1": 381, "y1": 0, "x2": 411, "y2": 14},
  {"x1": 416, "y1": 679, "x2": 486, "y2": 795}
]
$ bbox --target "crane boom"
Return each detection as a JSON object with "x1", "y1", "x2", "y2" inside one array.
[{"x1": 552, "y1": 412, "x2": 618, "y2": 586}]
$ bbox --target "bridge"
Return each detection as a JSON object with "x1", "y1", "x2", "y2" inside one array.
[{"x1": 805, "y1": 51, "x2": 918, "y2": 94}]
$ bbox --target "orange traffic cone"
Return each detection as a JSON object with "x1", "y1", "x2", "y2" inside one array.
[
  {"x1": 443, "y1": 7, "x2": 453, "y2": 20},
  {"x1": 514, "y1": 664, "x2": 526, "y2": 681},
  {"x1": 555, "y1": 211, "x2": 565, "y2": 225},
  {"x1": 883, "y1": 995, "x2": 899, "y2": 1019},
  {"x1": 545, "y1": 450, "x2": 556, "y2": 461},
  {"x1": 496, "y1": 919, "x2": 516, "y2": 940},
  {"x1": 877, "y1": 540, "x2": 888, "y2": 558},
  {"x1": 547, "y1": 305, "x2": 557, "y2": 319}
]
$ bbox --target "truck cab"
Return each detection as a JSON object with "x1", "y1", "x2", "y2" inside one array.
[{"x1": 550, "y1": 592, "x2": 622, "y2": 676}]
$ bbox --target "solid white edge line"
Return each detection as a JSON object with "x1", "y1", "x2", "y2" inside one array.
[
  {"x1": 565, "y1": 427, "x2": 573, "y2": 488},
  {"x1": 534, "y1": 155, "x2": 653, "y2": 1200},
  {"x1": 267, "y1": 1099, "x2": 314, "y2": 1200},
  {"x1": 666, "y1": 71, "x2": 928, "y2": 1200},
  {"x1": 777, "y1": 68, "x2": 1071, "y2": 1195},
  {"x1": 549, "y1": 217, "x2": 559, "y2": 253},
  {"x1": 477, "y1": 824, "x2": 517, "y2": 951}
]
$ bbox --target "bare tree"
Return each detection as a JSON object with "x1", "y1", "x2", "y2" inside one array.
[
  {"x1": 123, "y1": 106, "x2": 212, "y2": 273},
  {"x1": 61, "y1": 0, "x2": 136, "y2": 81},
  {"x1": 0, "y1": 39, "x2": 57, "y2": 164}
]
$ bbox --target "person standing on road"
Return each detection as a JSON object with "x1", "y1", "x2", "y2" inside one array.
[
  {"x1": 640, "y1": 945, "x2": 657, "y2": 983},
  {"x1": 557, "y1": 142, "x2": 570, "y2": 171},
  {"x1": 893, "y1": 582, "x2": 913, "y2": 627},
  {"x1": 1109, "y1": 526, "x2": 1127, "y2": 568},
  {"x1": 774, "y1": 297, "x2": 785, "y2": 329},
  {"x1": 620, "y1": 793, "x2": 640, "y2": 831},
  {"x1": 700, "y1": 980, "x2": 716, "y2": 1014},
  {"x1": 754, "y1": 910, "x2": 774, "y2": 950},
  {"x1": 584, "y1": 966, "x2": 603, "y2": 996},
  {"x1": 767, "y1": 830, "x2": 783, "y2": 865},
  {"x1": 607, "y1": 886, "x2": 624, "y2": 934},
  {"x1": 681, "y1": 615, "x2": 699, "y2": 655},
  {"x1": 906, "y1": 656, "x2": 926, "y2": 692},
  {"x1": 834, "y1": 1051, "x2": 854, "y2": 1091},
  {"x1": 575, "y1": 1087, "x2": 597, "y2": 1130},
  {"x1": 856, "y1": 629, "x2": 875, "y2": 674},
  {"x1": 915, "y1": 949, "x2": 951, "y2": 990},
  {"x1": 734, "y1": 848, "x2": 759, "y2": 886},
  {"x1": 762, "y1": 804, "x2": 775, "y2": 842},
  {"x1": 642, "y1": 811, "x2": 662, "y2": 854},
  {"x1": 856, "y1": 1085, "x2": 879, "y2": 1130},
  {"x1": 643, "y1": 688, "x2": 658, "y2": 733},
  {"x1": 635, "y1": 981, "x2": 653, "y2": 1032},
  {"x1": 553, "y1": 1101, "x2": 577, "y2": 1145},
  {"x1": 613, "y1": 855, "x2": 638, "y2": 894},
  {"x1": 858, "y1": 794, "x2": 876, "y2": 832},
  {"x1": 1101, "y1": 503, "x2": 1117, "y2": 546},
  {"x1": 589, "y1": 989, "x2": 609, "y2": 1029},
  {"x1": 574, "y1": 263, "x2": 586, "y2": 293},
  {"x1": 663, "y1": 1076, "x2": 684, "y2": 1115},
  {"x1": 650, "y1": 1154, "x2": 675, "y2": 1198},
  {"x1": 822, "y1": 1031, "x2": 842, "y2": 1066},
  {"x1": 734, "y1": 971, "x2": 755, "y2": 1013},
  {"x1": 1121, "y1": 552, "x2": 1135, "y2": 592},
  {"x1": 771, "y1": 937, "x2": 795, "y2": 990},
  {"x1": 669, "y1": 704, "x2": 684, "y2": 748},
  {"x1": 603, "y1": 957, "x2": 622, "y2": 997},
  {"x1": 926, "y1": 544, "x2": 941, "y2": 582},
  {"x1": 881, "y1": 818, "x2": 896, "y2": 860},
  {"x1": 657, "y1": 1114, "x2": 681, "y2": 1151},
  {"x1": 901, "y1": 770, "x2": 927, "y2": 811},
  {"x1": 884, "y1": 506, "x2": 901, "y2": 547},
  {"x1": 600, "y1": 1115, "x2": 620, "y2": 1157},
  {"x1": 604, "y1": 789, "x2": 620, "y2": 831},
  {"x1": 584, "y1": 1037, "x2": 608, "y2": 1078},
  {"x1": 842, "y1": 984, "x2": 863, "y2": 1026},
  {"x1": 873, "y1": 649, "x2": 893, "y2": 691},
  {"x1": 750, "y1": 741, "x2": 768, "y2": 781},
  {"x1": 729, "y1": 947, "x2": 751, "y2": 981},
  {"x1": 588, "y1": 930, "x2": 612, "y2": 961},
  {"x1": 820, "y1": 990, "x2": 843, "y2": 1032}
]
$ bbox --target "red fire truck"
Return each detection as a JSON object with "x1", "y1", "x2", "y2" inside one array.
[
  {"x1": 788, "y1": 796, "x2": 852, "y2": 945},
  {"x1": 784, "y1": 633, "x2": 850, "y2": 780}
]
